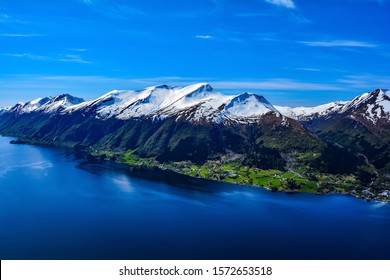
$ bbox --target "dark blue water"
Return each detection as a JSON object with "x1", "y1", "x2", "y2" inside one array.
[{"x1": 0, "y1": 136, "x2": 389, "y2": 260}]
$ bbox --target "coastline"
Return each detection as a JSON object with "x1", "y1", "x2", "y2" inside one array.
[
  {"x1": 119, "y1": 157, "x2": 388, "y2": 203},
  {"x1": 3, "y1": 135, "x2": 389, "y2": 202}
]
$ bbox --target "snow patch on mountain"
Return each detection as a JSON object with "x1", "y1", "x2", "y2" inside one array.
[
  {"x1": 3, "y1": 84, "x2": 388, "y2": 125},
  {"x1": 275, "y1": 101, "x2": 346, "y2": 120},
  {"x1": 20, "y1": 97, "x2": 51, "y2": 113},
  {"x1": 69, "y1": 83, "x2": 281, "y2": 122},
  {"x1": 221, "y1": 93, "x2": 280, "y2": 120},
  {"x1": 338, "y1": 89, "x2": 390, "y2": 124},
  {"x1": 276, "y1": 89, "x2": 390, "y2": 123},
  {"x1": 5, "y1": 94, "x2": 84, "y2": 115},
  {"x1": 376, "y1": 89, "x2": 390, "y2": 114},
  {"x1": 160, "y1": 83, "x2": 232, "y2": 121},
  {"x1": 67, "y1": 83, "x2": 269, "y2": 123},
  {"x1": 43, "y1": 94, "x2": 85, "y2": 113}
]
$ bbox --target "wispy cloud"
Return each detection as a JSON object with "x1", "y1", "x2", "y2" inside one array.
[
  {"x1": 5, "y1": 53, "x2": 48, "y2": 60},
  {"x1": 337, "y1": 74, "x2": 390, "y2": 90},
  {"x1": 0, "y1": 13, "x2": 29, "y2": 24},
  {"x1": 0, "y1": 74, "x2": 136, "y2": 105},
  {"x1": 2, "y1": 74, "x2": 387, "y2": 107},
  {"x1": 0, "y1": 33, "x2": 42, "y2": 37},
  {"x1": 352, "y1": 0, "x2": 390, "y2": 5},
  {"x1": 58, "y1": 54, "x2": 91, "y2": 64},
  {"x1": 79, "y1": 0, "x2": 146, "y2": 19},
  {"x1": 265, "y1": 0, "x2": 296, "y2": 9},
  {"x1": 235, "y1": 12, "x2": 274, "y2": 17},
  {"x1": 290, "y1": 13, "x2": 311, "y2": 24},
  {"x1": 209, "y1": 0, "x2": 225, "y2": 5},
  {"x1": 211, "y1": 79, "x2": 342, "y2": 91},
  {"x1": 80, "y1": 0, "x2": 94, "y2": 5},
  {"x1": 0, "y1": 13, "x2": 10, "y2": 19},
  {"x1": 106, "y1": 5, "x2": 147, "y2": 19},
  {"x1": 296, "y1": 68, "x2": 321, "y2": 72},
  {"x1": 300, "y1": 40, "x2": 377, "y2": 48},
  {"x1": 195, "y1": 35, "x2": 214, "y2": 39},
  {"x1": 128, "y1": 76, "x2": 207, "y2": 86},
  {"x1": 4, "y1": 53, "x2": 91, "y2": 64},
  {"x1": 68, "y1": 48, "x2": 88, "y2": 52}
]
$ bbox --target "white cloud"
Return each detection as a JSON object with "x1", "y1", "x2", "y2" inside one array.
[
  {"x1": 195, "y1": 35, "x2": 214, "y2": 39},
  {"x1": 0, "y1": 75, "x2": 345, "y2": 108},
  {"x1": 0, "y1": 33, "x2": 42, "y2": 37},
  {"x1": 300, "y1": 40, "x2": 377, "y2": 48},
  {"x1": 68, "y1": 48, "x2": 88, "y2": 52},
  {"x1": 4, "y1": 53, "x2": 91, "y2": 64},
  {"x1": 337, "y1": 75, "x2": 390, "y2": 89},
  {"x1": 87, "y1": 76, "x2": 343, "y2": 91},
  {"x1": 0, "y1": 74, "x2": 135, "y2": 105},
  {"x1": 80, "y1": 0, "x2": 147, "y2": 19},
  {"x1": 0, "y1": 13, "x2": 29, "y2": 24},
  {"x1": 265, "y1": 0, "x2": 296, "y2": 9},
  {"x1": 296, "y1": 68, "x2": 321, "y2": 72},
  {"x1": 5, "y1": 53, "x2": 49, "y2": 60},
  {"x1": 106, "y1": 5, "x2": 147, "y2": 19},
  {"x1": 211, "y1": 79, "x2": 342, "y2": 91},
  {"x1": 58, "y1": 54, "x2": 91, "y2": 64}
]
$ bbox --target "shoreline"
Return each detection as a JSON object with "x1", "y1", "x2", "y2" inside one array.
[
  {"x1": 2, "y1": 135, "x2": 389, "y2": 203},
  {"x1": 120, "y1": 159, "x2": 389, "y2": 203}
]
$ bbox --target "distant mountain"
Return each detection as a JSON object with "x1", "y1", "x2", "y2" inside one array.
[
  {"x1": 276, "y1": 88, "x2": 390, "y2": 124},
  {"x1": 303, "y1": 89, "x2": 390, "y2": 177},
  {"x1": 0, "y1": 84, "x2": 388, "y2": 200},
  {"x1": 275, "y1": 101, "x2": 347, "y2": 121},
  {"x1": 279, "y1": 89, "x2": 390, "y2": 191},
  {"x1": 6, "y1": 94, "x2": 85, "y2": 115}
]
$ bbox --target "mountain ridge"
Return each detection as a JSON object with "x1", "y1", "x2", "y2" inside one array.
[
  {"x1": 3, "y1": 85, "x2": 388, "y2": 123},
  {"x1": 0, "y1": 84, "x2": 389, "y2": 201}
]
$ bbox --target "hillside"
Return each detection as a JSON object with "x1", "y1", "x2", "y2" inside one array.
[{"x1": 0, "y1": 84, "x2": 388, "y2": 201}]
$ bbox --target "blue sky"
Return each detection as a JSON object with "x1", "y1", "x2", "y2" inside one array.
[{"x1": 0, "y1": 0, "x2": 389, "y2": 106}]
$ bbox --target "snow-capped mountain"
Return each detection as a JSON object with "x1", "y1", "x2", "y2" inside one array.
[
  {"x1": 1, "y1": 84, "x2": 389, "y2": 193},
  {"x1": 8, "y1": 94, "x2": 84, "y2": 115},
  {"x1": 276, "y1": 89, "x2": 390, "y2": 125},
  {"x1": 62, "y1": 83, "x2": 281, "y2": 123},
  {"x1": 337, "y1": 89, "x2": 390, "y2": 125},
  {"x1": 275, "y1": 101, "x2": 346, "y2": 121},
  {"x1": 2, "y1": 85, "x2": 389, "y2": 126},
  {"x1": 0, "y1": 83, "x2": 282, "y2": 125},
  {"x1": 0, "y1": 82, "x2": 318, "y2": 167}
]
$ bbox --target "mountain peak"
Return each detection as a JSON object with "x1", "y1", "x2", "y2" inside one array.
[
  {"x1": 225, "y1": 92, "x2": 273, "y2": 109},
  {"x1": 339, "y1": 88, "x2": 389, "y2": 114},
  {"x1": 29, "y1": 97, "x2": 51, "y2": 106},
  {"x1": 183, "y1": 83, "x2": 213, "y2": 93},
  {"x1": 222, "y1": 92, "x2": 279, "y2": 119},
  {"x1": 51, "y1": 94, "x2": 85, "y2": 105},
  {"x1": 191, "y1": 83, "x2": 213, "y2": 91},
  {"x1": 379, "y1": 88, "x2": 390, "y2": 97},
  {"x1": 145, "y1": 85, "x2": 172, "y2": 91},
  {"x1": 179, "y1": 83, "x2": 214, "y2": 101}
]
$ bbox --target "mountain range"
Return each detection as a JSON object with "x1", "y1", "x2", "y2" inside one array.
[{"x1": 0, "y1": 83, "x2": 389, "y2": 200}]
